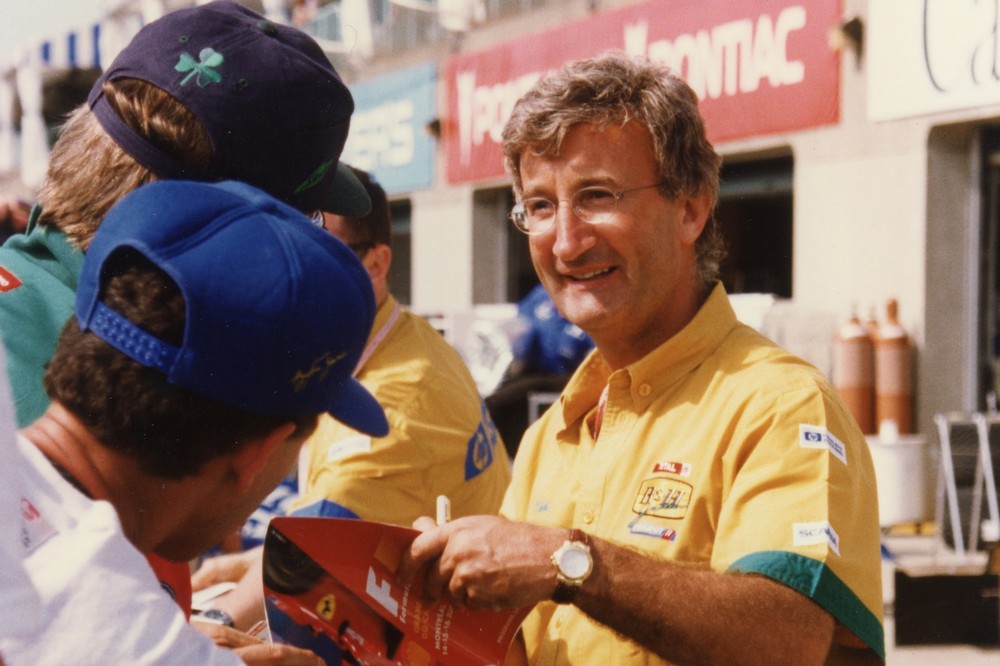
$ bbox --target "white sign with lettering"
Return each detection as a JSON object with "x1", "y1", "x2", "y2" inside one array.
[{"x1": 869, "y1": 0, "x2": 1000, "y2": 121}]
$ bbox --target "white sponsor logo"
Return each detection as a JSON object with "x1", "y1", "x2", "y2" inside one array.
[
  {"x1": 799, "y1": 424, "x2": 847, "y2": 465},
  {"x1": 793, "y1": 521, "x2": 841, "y2": 556}
]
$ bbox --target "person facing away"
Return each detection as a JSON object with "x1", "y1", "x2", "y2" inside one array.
[
  {"x1": 0, "y1": 178, "x2": 388, "y2": 666},
  {"x1": 398, "y1": 52, "x2": 885, "y2": 665},
  {"x1": 0, "y1": 0, "x2": 370, "y2": 629},
  {"x1": 193, "y1": 167, "x2": 512, "y2": 636}
]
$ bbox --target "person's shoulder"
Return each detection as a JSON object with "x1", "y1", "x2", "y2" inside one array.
[{"x1": 716, "y1": 322, "x2": 831, "y2": 392}]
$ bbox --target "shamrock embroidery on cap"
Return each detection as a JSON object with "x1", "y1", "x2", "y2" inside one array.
[{"x1": 176, "y1": 48, "x2": 224, "y2": 87}]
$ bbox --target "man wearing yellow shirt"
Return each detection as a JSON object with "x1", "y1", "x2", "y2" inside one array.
[
  {"x1": 195, "y1": 168, "x2": 511, "y2": 634},
  {"x1": 400, "y1": 53, "x2": 884, "y2": 665},
  {"x1": 294, "y1": 167, "x2": 511, "y2": 524}
]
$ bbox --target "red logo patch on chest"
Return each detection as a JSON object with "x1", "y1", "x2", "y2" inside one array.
[{"x1": 0, "y1": 265, "x2": 22, "y2": 292}]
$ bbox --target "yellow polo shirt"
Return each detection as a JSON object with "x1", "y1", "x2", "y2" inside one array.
[
  {"x1": 295, "y1": 296, "x2": 511, "y2": 524},
  {"x1": 502, "y1": 284, "x2": 884, "y2": 664}
]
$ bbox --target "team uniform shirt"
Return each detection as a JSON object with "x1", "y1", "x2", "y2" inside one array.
[
  {"x1": 295, "y1": 296, "x2": 511, "y2": 524},
  {"x1": 502, "y1": 283, "x2": 885, "y2": 665},
  {"x1": 0, "y1": 212, "x2": 193, "y2": 617},
  {"x1": 0, "y1": 348, "x2": 42, "y2": 644},
  {"x1": 0, "y1": 436, "x2": 243, "y2": 666},
  {"x1": 0, "y1": 210, "x2": 82, "y2": 427}
]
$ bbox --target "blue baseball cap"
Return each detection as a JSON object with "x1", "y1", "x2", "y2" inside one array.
[
  {"x1": 88, "y1": 0, "x2": 370, "y2": 217},
  {"x1": 75, "y1": 179, "x2": 388, "y2": 436}
]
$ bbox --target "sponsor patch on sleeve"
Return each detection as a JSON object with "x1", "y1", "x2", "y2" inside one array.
[
  {"x1": 792, "y1": 521, "x2": 841, "y2": 556},
  {"x1": 799, "y1": 424, "x2": 847, "y2": 465},
  {"x1": 0, "y1": 265, "x2": 23, "y2": 292}
]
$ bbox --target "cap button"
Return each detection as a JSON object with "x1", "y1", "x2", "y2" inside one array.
[{"x1": 256, "y1": 20, "x2": 279, "y2": 36}]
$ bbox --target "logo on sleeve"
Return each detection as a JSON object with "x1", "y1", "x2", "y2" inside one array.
[
  {"x1": 0, "y1": 265, "x2": 23, "y2": 292},
  {"x1": 793, "y1": 521, "x2": 841, "y2": 556},
  {"x1": 799, "y1": 424, "x2": 847, "y2": 465}
]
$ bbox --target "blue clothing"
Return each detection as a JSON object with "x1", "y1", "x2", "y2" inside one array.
[{"x1": 511, "y1": 284, "x2": 593, "y2": 376}]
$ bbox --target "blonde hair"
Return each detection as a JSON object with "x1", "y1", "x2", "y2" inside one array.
[{"x1": 38, "y1": 79, "x2": 211, "y2": 250}]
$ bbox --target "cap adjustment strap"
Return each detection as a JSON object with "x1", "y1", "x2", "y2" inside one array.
[{"x1": 89, "y1": 301, "x2": 179, "y2": 373}]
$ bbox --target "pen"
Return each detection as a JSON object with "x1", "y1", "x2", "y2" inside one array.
[{"x1": 436, "y1": 495, "x2": 451, "y2": 526}]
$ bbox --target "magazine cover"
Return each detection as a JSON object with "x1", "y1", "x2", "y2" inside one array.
[{"x1": 262, "y1": 516, "x2": 530, "y2": 666}]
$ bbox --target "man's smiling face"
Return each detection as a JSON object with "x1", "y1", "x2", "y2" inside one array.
[{"x1": 522, "y1": 120, "x2": 708, "y2": 368}]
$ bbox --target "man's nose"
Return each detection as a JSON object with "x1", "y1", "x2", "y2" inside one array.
[{"x1": 551, "y1": 204, "x2": 597, "y2": 261}]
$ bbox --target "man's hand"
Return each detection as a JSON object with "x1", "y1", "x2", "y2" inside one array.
[
  {"x1": 192, "y1": 546, "x2": 263, "y2": 590},
  {"x1": 191, "y1": 620, "x2": 323, "y2": 665},
  {"x1": 397, "y1": 515, "x2": 561, "y2": 610}
]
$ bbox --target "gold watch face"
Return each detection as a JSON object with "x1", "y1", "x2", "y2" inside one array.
[{"x1": 557, "y1": 542, "x2": 593, "y2": 581}]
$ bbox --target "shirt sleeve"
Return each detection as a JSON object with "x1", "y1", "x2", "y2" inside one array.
[{"x1": 710, "y1": 382, "x2": 885, "y2": 657}]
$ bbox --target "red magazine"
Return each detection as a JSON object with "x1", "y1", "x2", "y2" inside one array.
[{"x1": 262, "y1": 517, "x2": 530, "y2": 666}]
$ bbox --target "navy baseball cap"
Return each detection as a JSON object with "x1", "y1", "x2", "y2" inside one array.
[
  {"x1": 75, "y1": 179, "x2": 388, "y2": 436},
  {"x1": 87, "y1": 0, "x2": 370, "y2": 217}
]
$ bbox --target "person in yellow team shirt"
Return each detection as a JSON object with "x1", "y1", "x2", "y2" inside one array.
[
  {"x1": 398, "y1": 53, "x2": 884, "y2": 665},
  {"x1": 194, "y1": 167, "x2": 511, "y2": 633}
]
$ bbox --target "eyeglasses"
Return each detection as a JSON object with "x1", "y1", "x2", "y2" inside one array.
[
  {"x1": 308, "y1": 210, "x2": 326, "y2": 229},
  {"x1": 508, "y1": 182, "x2": 666, "y2": 235}
]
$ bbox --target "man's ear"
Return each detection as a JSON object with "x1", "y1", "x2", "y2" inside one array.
[
  {"x1": 363, "y1": 243, "x2": 392, "y2": 300},
  {"x1": 678, "y1": 191, "x2": 714, "y2": 246},
  {"x1": 364, "y1": 244, "x2": 392, "y2": 283},
  {"x1": 228, "y1": 422, "x2": 296, "y2": 493}
]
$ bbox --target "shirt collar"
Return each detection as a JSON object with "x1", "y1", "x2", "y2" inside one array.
[{"x1": 558, "y1": 282, "x2": 739, "y2": 425}]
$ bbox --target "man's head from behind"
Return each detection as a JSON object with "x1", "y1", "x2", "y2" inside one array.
[
  {"x1": 40, "y1": 0, "x2": 369, "y2": 249},
  {"x1": 44, "y1": 179, "x2": 388, "y2": 483},
  {"x1": 501, "y1": 52, "x2": 724, "y2": 286},
  {"x1": 320, "y1": 167, "x2": 393, "y2": 304}
]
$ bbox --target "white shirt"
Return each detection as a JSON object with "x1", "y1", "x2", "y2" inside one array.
[
  {"x1": 0, "y1": 435, "x2": 245, "y2": 666},
  {"x1": 0, "y1": 347, "x2": 41, "y2": 643}
]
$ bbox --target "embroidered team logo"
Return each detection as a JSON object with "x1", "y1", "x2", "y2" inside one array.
[
  {"x1": 799, "y1": 424, "x2": 847, "y2": 465},
  {"x1": 632, "y1": 478, "x2": 692, "y2": 520},
  {"x1": 0, "y1": 265, "x2": 22, "y2": 292}
]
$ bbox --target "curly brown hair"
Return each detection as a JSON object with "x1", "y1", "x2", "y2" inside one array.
[
  {"x1": 44, "y1": 250, "x2": 316, "y2": 479},
  {"x1": 501, "y1": 52, "x2": 725, "y2": 286}
]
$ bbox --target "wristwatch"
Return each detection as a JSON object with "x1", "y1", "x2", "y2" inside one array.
[
  {"x1": 197, "y1": 608, "x2": 236, "y2": 628},
  {"x1": 551, "y1": 528, "x2": 593, "y2": 604}
]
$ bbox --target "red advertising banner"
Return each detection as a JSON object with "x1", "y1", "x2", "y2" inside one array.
[
  {"x1": 443, "y1": 0, "x2": 842, "y2": 183},
  {"x1": 262, "y1": 517, "x2": 530, "y2": 665}
]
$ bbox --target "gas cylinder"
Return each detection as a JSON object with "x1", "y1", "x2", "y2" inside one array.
[
  {"x1": 874, "y1": 299, "x2": 914, "y2": 434},
  {"x1": 832, "y1": 310, "x2": 876, "y2": 434}
]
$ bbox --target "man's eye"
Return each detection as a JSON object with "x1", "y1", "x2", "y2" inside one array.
[
  {"x1": 524, "y1": 199, "x2": 555, "y2": 217},
  {"x1": 578, "y1": 188, "x2": 615, "y2": 205}
]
